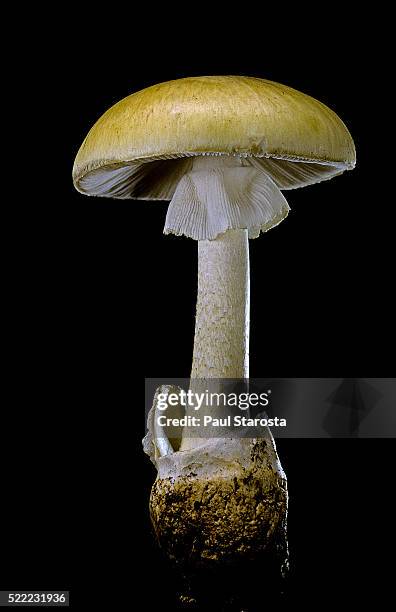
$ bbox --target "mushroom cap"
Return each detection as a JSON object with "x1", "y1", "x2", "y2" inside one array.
[{"x1": 73, "y1": 76, "x2": 356, "y2": 199}]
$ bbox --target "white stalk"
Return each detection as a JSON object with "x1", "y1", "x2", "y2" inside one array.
[
  {"x1": 192, "y1": 229, "x2": 250, "y2": 380},
  {"x1": 179, "y1": 229, "x2": 249, "y2": 450}
]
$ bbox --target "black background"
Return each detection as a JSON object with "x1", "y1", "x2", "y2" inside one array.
[{"x1": 2, "y1": 9, "x2": 395, "y2": 609}]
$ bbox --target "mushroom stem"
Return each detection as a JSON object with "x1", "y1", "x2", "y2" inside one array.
[
  {"x1": 180, "y1": 229, "x2": 249, "y2": 450},
  {"x1": 192, "y1": 229, "x2": 250, "y2": 379}
]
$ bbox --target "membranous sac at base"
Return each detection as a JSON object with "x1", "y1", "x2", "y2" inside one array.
[
  {"x1": 144, "y1": 390, "x2": 288, "y2": 580},
  {"x1": 150, "y1": 437, "x2": 288, "y2": 571}
]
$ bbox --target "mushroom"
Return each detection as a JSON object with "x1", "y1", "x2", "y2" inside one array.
[{"x1": 73, "y1": 76, "x2": 355, "y2": 599}]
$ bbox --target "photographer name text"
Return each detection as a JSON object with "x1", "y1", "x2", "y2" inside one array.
[{"x1": 156, "y1": 415, "x2": 287, "y2": 428}]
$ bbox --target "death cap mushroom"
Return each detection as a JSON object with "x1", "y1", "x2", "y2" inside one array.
[{"x1": 73, "y1": 76, "x2": 356, "y2": 240}]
